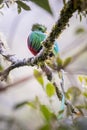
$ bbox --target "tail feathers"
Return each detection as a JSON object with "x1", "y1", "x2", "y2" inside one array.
[
  {"x1": 57, "y1": 94, "x2": 65, "y2": 119},
  {"x1": 53, "y1": 41, "x2": 59, "y2": 55}
]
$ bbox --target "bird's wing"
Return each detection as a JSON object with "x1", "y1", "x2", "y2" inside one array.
[{"x1": 29, "y1": 31, "x2": 46, "y2": 51}]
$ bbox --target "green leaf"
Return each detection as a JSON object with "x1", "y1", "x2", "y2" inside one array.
[
  {"x1": 27, "y1": 102, "x2": 36, "y2": 108},
  {"x1": 14, "y1": 101, "x2": 36, "y2": 109},
  {"x1": 13, "y1": 101, "x2": 29, "y2": 109},
  {"x1": 56, "y1": 56, "x2": 63, "y2": 69},
  {"x1": 40, "y1": 105, "x2": 53, "y2": 121},
  {"x1": 75, "y1": 27, "x2": 85, "y2": 34},
  {"x1": 58, "y1": 109, "x2": 64, "y2": 115},
  {"x1": 34, "y1": 69, "x2": 44, "y2": 86},
  {"x1": 67, "y1": 87, "x2": 81, "y2": 96},
  {"x1": 30, "y1": 0, "x2": 53, "y2": 15},
  {"x1": 80, "y1": 14, "x2": 82, "y2": 22},
  {"x1": 66, "y1": 87, "x2": 81, "y2": 101},
  {"x1": 85, "y1": 77, "x2": 87, "y2": 83},
  {"x1": 83, "y1": 92, "x2": 87, "y2": 98},
  {"x1": 17, "y1": 4, "x2": 21, "y2": 14},
  {"x1": 78, "y1": 76, "x2": 83, "y2": 83},
  {"x1": 63, "y1": 57, "x2": 72, "y2": 68},
  {"x1": 46, "y1": 83, "x2": 55, "y2": 97},
  {"x1": 58, "y1": 110, "x2": 64, "y2": 117},
  {"x1": 0, "y1": 3, "x2": 4, "y2": 9},
  {"x1": 16, "y1": 0, "x2": 31, "y2": 11},
  {"x1": 65, "y1": 92, "x2": 71, "y2": 99}
]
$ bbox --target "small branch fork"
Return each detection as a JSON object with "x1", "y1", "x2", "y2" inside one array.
[{"x1": 0, "y1": 42, "x2": 50, "y2": 80}]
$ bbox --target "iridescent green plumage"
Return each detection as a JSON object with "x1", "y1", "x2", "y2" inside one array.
[
  {"x1": 29, "y1": 31, "x2": 46, "y2": 55},
  {"x1": 27, "y1": 23, "x2": 59, "y2": 55},
  {"x1": 32, "y1": 24, "x2": 47, "y2": 33}
]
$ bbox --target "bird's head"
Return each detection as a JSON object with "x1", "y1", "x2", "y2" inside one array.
[{"x1": 32, "y1": 23, "x2": 47, "y2": 33}]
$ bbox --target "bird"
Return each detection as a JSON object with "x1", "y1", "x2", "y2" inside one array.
[
  {"x1": 27, "y1": 24, "x2": 65, "y2": 119},
  {"x1": 27, "y1": 23, "x2": 59, "y2": 56}
]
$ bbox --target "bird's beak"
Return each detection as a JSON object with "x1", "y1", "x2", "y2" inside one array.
[{"x1": 45, "y1": 31, "x2": 48, "y2": 34}]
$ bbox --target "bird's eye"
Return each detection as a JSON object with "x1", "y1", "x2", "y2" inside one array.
[{"x1": 39, "y1": 27, "x2": 42, "y2": 31}]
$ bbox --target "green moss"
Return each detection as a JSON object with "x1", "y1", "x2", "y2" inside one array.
[{"x1": 43, "y1": 0, "x2": 86, "y2": 50}]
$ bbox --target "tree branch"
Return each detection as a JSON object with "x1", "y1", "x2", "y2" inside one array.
[
  {"x1": 0, "y1": 0, "x2": 86, "y2": 80},
  {"x1": 43, "y1": 0, "x2": 76, "y2": 48}
]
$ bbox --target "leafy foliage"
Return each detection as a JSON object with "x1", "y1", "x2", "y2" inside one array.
[
  {"x1": 57, "y1": 109, "x2": 64, "y2": 120},
  {"x1": 14, "y1": 101, "x2": 31, "y2": 109},
  {"x1": 78, "y1": 75, "x2": 87, "y2": 87},
  {"x1": 17, "y1": 4, "x2": 21, "y2": 14},
  {"x1": 63, "y1": 57, "x2": 72, "y2": 68},
  {"x1": 56, "y1": 56, "x2": 72, "y2": 70},
  {"x1": 46, "y1": 82, "x2": 55, "y2": 97},
  {"x1": 66, "y1": 86, "x2": 81, "y2": 103},
  {"x1": 40, "y1": 105, "x2": 54, "y2": 122},
  {"x1": 30, "y1": 0, "x2": 53, "y2": 15},
  {"x1": 34, "y1": 69, "x2": 44, "y2": 87},
  {"x1": 16, "y1": 0, "x2": 31, "y2": 13},
  {"x1": 0, "y1": 0, "x2": 53, "y2": 15},
  {"x1": 56, "y1": 56, "x2": 63, "y2": 70},
  {"x1": 83, "y1": 92, "x2": 87, "y2": 98},
  {"x1": 66, "y1": 87, "x2": 81, "y2": 98},
  {"x1": 75, "y1": 27, "x2": 85, "y2": 34}
]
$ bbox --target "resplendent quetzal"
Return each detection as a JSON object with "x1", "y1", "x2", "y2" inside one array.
[{"x1": 27, "y1": 23, "x2": 59, "y2": 56}]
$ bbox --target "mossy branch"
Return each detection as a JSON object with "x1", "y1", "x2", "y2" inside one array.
[
  {"x1": 43, "y1": 0, "x2": 87, "y2": 49},
  {"x1": 43, "y1": 0, "x2": 76, "y2": 48}
]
